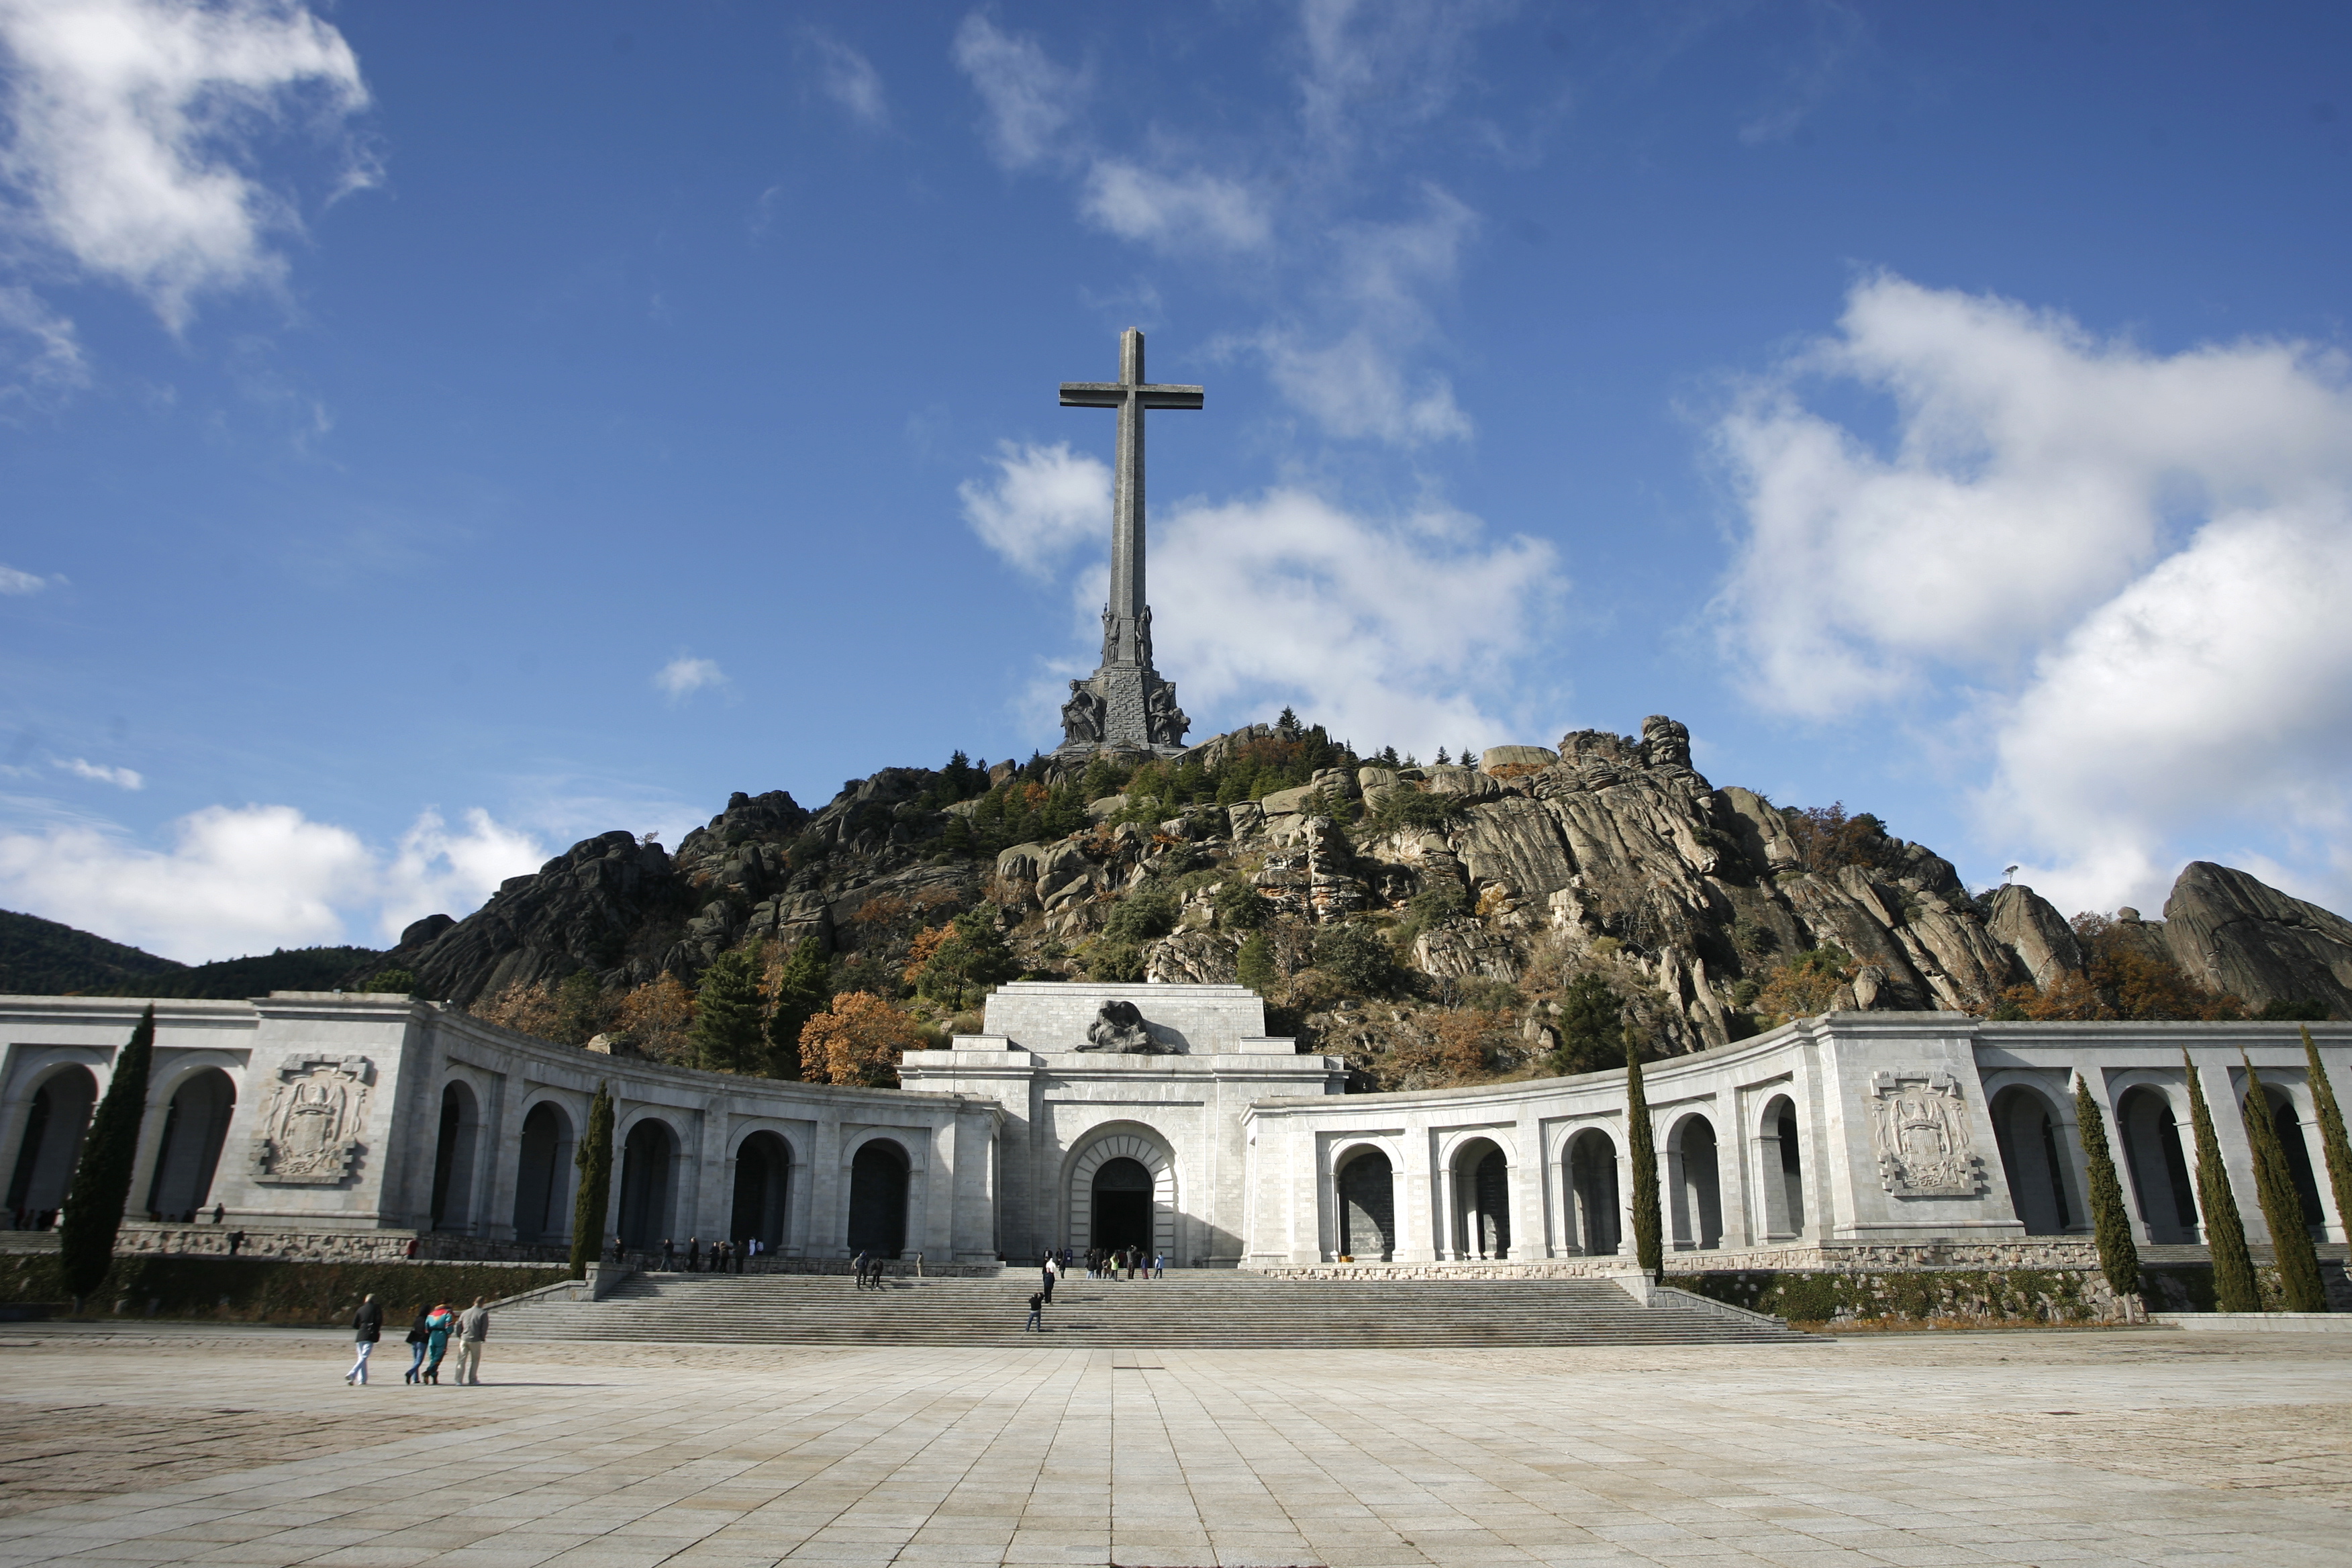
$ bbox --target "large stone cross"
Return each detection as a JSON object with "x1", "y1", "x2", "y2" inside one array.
[{"x1": 1060, "y1": 328, "x2": 1202, "y2": 671}]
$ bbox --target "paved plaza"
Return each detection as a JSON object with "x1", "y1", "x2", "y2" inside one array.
[{"x1": 0, "y1": 1326, "x2": 2347, "y2": 1567}]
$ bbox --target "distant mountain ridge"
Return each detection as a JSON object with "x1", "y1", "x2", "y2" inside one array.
[{"x1": 0, "y1": 909, "x2": 381, "y2": 999}]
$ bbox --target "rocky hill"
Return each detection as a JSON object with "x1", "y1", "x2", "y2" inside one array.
[{"x1": 367, "y1": 714, "x2": 2349, "y2": 1085}]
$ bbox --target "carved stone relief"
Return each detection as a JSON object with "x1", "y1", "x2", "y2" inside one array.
[
  {"x1": 252, "y1": 1055, "x2": 374, "y2": 1185},
  {"x1": 1869, "y1": 1068, "x2": 1982, "y2": 1197},
  {"x1": 1078, "y1": 999, "x2": 1183, "y2": 1055}
]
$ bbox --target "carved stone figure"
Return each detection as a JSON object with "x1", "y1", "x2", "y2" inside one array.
[
  {"x1": 1100, "y1": 605, "x2": 1119, "y2": 667},
  {"x1": 1869, "y1": 1069, "x2": 1981, "y2": 1195},
  {"x1": 1080, "y1": 998, "x2": 1175, "y2": 1054},
  {"x1": 252, "y1": 1055, "x2": 374, "y2": 1185},
  {"x1": 1145, "y1": 681, "x2": 1189, "y2": 747},
  {"x1": 1061, "y1": 681, "x2": 1104, "y2": 746},
  {"x1": 1135, "y1": 606, "x2": 1154, "y2": 667}
]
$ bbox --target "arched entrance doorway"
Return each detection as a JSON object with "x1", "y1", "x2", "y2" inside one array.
[
  {"x1": 145, "y1": 1069, "x2": 236, "y2": 1220},
  {"x1": 732, "y1": 1130, "x2": 791, "y2": 1251},
  {"x1": 1669, "y1": 1114, "x2": 1722, "y2": 1251},
  {"x1": 1451, "y1": 1140, "x2": 1510, "y2": 1259},
  {"x1": 1065, "y1": 1130, "x2": 1177, "y2": 1259},
  {"x1": 1091, "y1": 1157, "x2": 1154, "y2": 1251},
  {"x1": 6, "y1": 1066, "x2": 97, "y2": 1226},
  {"x1": 1991, "y1": 1085, "x2": 2075, "y2": 1235},
  {"x1": 1564, "y1": 1129, "x2": 1620, "y2": 1256},
  {"x1": 846, "y1": 1139, "x2": 909, "y2": 1257},
  {"x1": 1757, "y1": 1096, "x2": 1806, "y2": 1240},
  {"x1": 511, "y1": 1101, "x2": 575, "y2": 1245},
  {"x1": 429, "y1": 1081, "x2": 482, "y2": 1231},
  {"x1": 618, "y1": 1118, "x2": 678, "y2": 1250},
  {"x1": 2258, "y1": 1087, "x2": 2326, "y2": 1237},
  {"x1": 1336, "y1": 1148, "x2": 1395, "y2": 1261},
  {"x1": 2117, "y1": 1086, "x2": 2199, "y2": 1242}
]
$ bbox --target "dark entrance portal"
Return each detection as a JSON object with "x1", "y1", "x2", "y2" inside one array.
[
  {"x1": 846, "y1": 1140, "x2": 909, "y2": 1257},
  {"x1": 1091, "y1": 1157, "x2": 1153, "y2": 1252}
]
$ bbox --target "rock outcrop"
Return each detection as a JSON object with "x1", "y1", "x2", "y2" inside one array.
[{"x1": 2162, "y1": 861, "x2": 2352, "y2": 1018}]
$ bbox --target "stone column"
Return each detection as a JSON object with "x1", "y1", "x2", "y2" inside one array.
[
  {"x1": 1434, "y1": 1153, "x2": 1459, "y2": 1261},
  {"x1": 1511, "y1": 1118, "x2": 1542, "y2": 1261},
  {"x1": 472, "y1": 1068, "x2": 511, "y2": 1241},
  {"x1": 809, "y1": 1116, "x2": 844, "y2": 1257},
  {"x1": 693, "y1": 1099, "x2": 729, "y2": 1241}
]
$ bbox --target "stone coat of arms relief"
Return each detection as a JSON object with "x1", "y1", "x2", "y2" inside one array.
[
  {"x1": 252, "y1": 1055, "x2": 374, "y2": 1185},
  {"x1": 1869, "y1": 1068, "x2": 1983, "y2": 1197}
]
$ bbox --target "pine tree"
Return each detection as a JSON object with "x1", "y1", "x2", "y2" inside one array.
[
  {"x1": 2073, "y1": 1075, "x2": 2140, "y2": 1299},
  {"x1": 568, "y1": 1081, "x2": 613, "y2": 1279},
  {"x1": 2240, "y1": 1053, "x2": 2327, "y2": 1312},
  {"x1": 1626, "y1": 1033, "x2": 1663, "y2": 1275},
  {"x1": 689, "y1": 948, "x2": 766, "y2": 1073},
  {"x1": 2183, "y1": 1049, "x2": 2261, "y2": 1312},
  {"x1": 58, "y1": 1006, "x2": 154, "y2": 1311},
  {"x1": 764, "y1": 936, "x2": 830, "y2": 1080},
  {"x1": 2302, "y1": 1026, "x2": 2352, "y2": 1244},
  {"x1": 1236, "y1": 930, "x2": 1277, "y2": 995}
]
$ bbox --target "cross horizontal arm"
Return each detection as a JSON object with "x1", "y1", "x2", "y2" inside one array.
[{"x1": 1059, "y1": 382, "x2": 1206, "y2": 409}]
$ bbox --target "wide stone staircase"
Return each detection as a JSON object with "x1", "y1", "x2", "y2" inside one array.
[{"x1": 496, "y1": 1268, "x2": 1814, "y2": 1348}]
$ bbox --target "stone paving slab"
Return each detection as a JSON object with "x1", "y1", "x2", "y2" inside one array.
[{"x1": 0, "y1": 1328, "x2": 2347, "y2": 1565}]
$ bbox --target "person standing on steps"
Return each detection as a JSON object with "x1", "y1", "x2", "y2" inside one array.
[
  {"x1": 402, "y1": 1304, "x2": 430, "y2": 1383},
  {"x1": 1041, "y1": 1254, "x2": 1057, "y2": 1305},
  {"x1": 346, "y1": 1293, "x2": 381, "y2": 1385},
  {"x1": 1153, "y1": 1252, "x2": 1164, "y2": 1279},
  {"x1": 661, "y1": 1237, "x2": 674, "y2": 1271},
  {"x1": 851, "y1": 1250, "x2": 868, "y2": 1290},
  {"x1": 1025, "y1": 1288, "x2": 1045, "y2": 1332},
  {"x1": 454, "y1": 1296, "x2": 489, "y2": 1385}
]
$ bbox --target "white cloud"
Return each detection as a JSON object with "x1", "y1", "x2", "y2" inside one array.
[
  {"x1": 964, "y1": 446, "x2": 1565, "y2": 755},
  {"x1": 950, "y1": 13, "x2": 1081, "y2": 170},
  {"x1": 0, "y1": 282, "x2": 85, "y2": 401},
  {"x1": 0, "y1": 0, "x2": 371, "y2": 328},
  {"x1": 0, "y1": 560, "x2": 51, "y2": 593},
  {"x1": 807, "y1": 32, "x2": 885, "y2": 128},
  {"x1": 957, "y1": 440, "x2": 1109, "y2": 577},
  {"x1": 56, "y1": 756, "x2": 140, "y2": 789},
  {"x1": 377, "y1": 806, "x2": 542, "y2": 945},
  {"x1": 1261, "y1": 326, "x2": 1470, "y2": 446},
  {"x1": 1711, "y1": 273, "x2": 2352, "y2": 912},
  {"x1": 654, "y1": 654, "x2": 726, "y2": 701},
  {"x1": 1081, "y1": 160, "x2": 1269, "y2": 252}
]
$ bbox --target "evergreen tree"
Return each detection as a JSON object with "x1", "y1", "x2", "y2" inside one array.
[
  {"x1": 568, "y1": 1081, "x2": 613, "y2": 1278},
  {"x1": 1547, "y1": 974, "x2": 1623, "y2": 1077},
  {"x1": 2301, "y1": 1026, "x2": 2352, "y2": 1244},
  {"x1": 689, "y1": 948, "x2": 766, "y2": 1073},
  {"x1": 552, "y1": 970, "x2": 603, "y2": 1045},
  {"x1": 2183, "y1": 1050, "x2": 2261, "y2": 1312},
  {"x1": 2072, "y1": 1075, "x2": 2141, "y2": 1299},
  {"x1": 764, "y1": 936, "x2": 830, "y2": 1080},
  {"x1": 2239, "y1": 1053, "x2": 2327, "y2": 1312},
  {"x1": 918, "y1": 906, "x2": 1020, "y2": 1008},
  {"x1": 1236, "y1": 930, "x2": 1276, "y2": 994},
  {"x1": 58, "y1": 1006, "x2": 155, "y2": 1310},
  {"x1": 1626, "y1": 1033, "x2": 1663, "y2": 1276}
]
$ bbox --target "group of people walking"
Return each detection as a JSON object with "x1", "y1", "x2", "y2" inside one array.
[
  {"x1": 657, "y1": 1236, "x2": 756, "y2": 1272},
  {"x1": 1025, "y1": 1245, "x2": 1167, "y2": 1330},
  {"x1": 344, "y1": 1292, "x2": 489, "y2": 1385}
]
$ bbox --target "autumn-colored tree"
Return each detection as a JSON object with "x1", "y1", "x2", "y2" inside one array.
[
  {"x1": 616, "y1": 974, "x2": 696, "y2": 1064},
  {"x1": 799, "y1": 991, "x2": 928, "y2": 1088},
  {"x1": 2240, "y1": 1054, "x2": 2327, "y2": 1312},
  {"x1": 1994, "y1": 916, "x2": 2242, "y2": 1022},
  {"x1": 2183, "y1": 1050, "x2": 2261, "y2": 1312},
  {"x1": 471, "y1": 980, "x2": 561, "y2": 1038},
  {"x1": 2303, "y1": 1026, "x2": 2352, "y2": 1242},
  {"x1": 901, "y1": 926, "x2": 952, "y2": 985},
  {"x1": 1777, "y1": 803, "x2": 1893, "y2": 873},
  {"x1": 1752, "y1": 945, "x2": 1854, "y2": 1025}
]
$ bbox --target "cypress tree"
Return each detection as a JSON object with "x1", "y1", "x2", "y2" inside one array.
[
  {"x1": 689, "y1": 948, "x2": 766, "y2": 1073},
  {"x1": 764, "y1": 936, "x2": 830, "y2": 1080},
  {"x1": 2239, "y1": 1052, "x2": 2327, "y2": 1312},
  {"x1": 2301, "y1": 1026, "x2": 2352, "y2": 1244},
  {"x1": 568, "y1": 1081, "x2": 614, "y2": 1279},
  {"x1": 2073, "y1": 1074, "x2": 2140, "y2": 1300},
  {"x1": 2183, "y1": 1049, "x2": 2261, "y2": 1312},
  {"x1": 58, "y1": 1006, "x2": 155, "y2": 1312},
  {"x1": 1626, "y1": 1034, "x2": 1663, "y2": 1275}
]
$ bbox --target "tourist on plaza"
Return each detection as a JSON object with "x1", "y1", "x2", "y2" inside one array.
[
  {"x1": 401, "y1": 1305, "x2": 431, "y2": 1383},
  {"x1": 851, "y1": 1250, "x2": 869, "y2": 1289},
  {"x1": 345, "y1": 1294, "x2": 381, "y2": 1385},
  {"x1": 1041, "y1": 1254, "x2": 1056, "y2": 1304},
  {"x1": 1025, "y1": 1289, "x2": 1045, "y2": 1332},
  {"x1": 1126, "y1": 1247, "x2": 1138, "y2": 1281},
  {"x1": 661, "y1": 1238, "x2": 674, "y2": 1269},
  {"x1": 454, "y1": 1297, "x2": 489, "y2": 1385},
  {"x1": 421, "y1": 1301, "x2": 456, "y2": 1383},
  {"x1": 1153, "y1": 1253, "x2": 1165, "y2": 1278}
]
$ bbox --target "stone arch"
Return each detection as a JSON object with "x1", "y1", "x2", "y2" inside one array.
[
  {"x1": 846, "y1": 1136, "x2": 911, "y2": 1257},
  {"x1": 2255, "y1": 1083, "x2": 2326, "y2": 1236},
  {"x1": 616, "y1": 1115, "x2": 681, "y2": 1250},
  {"x1": 1667, "y1": 1112, "x2": 1722, "y2": 1251},
  {"x1": 1990, "y1": 1084, "x2": 2078, "y2": 1236},
  {"x1": 143, "y1": 1067, "x2": 236, "y2": 1220},
  {"x1": 429, "y1": 1079, "x2": 483, "y2": 1232},
  {"x1": 1065, "y1": 1128, "x2": 1178, "y2": 1260},
  {"x1": 1332, "y1": 1142, "x2": 1395, "y2": 1261},
  {"x1": 2116, "y1": 1084, "x2": 2199, "y2": 1243},
  {"x1": 5, "y1": 1064, "x2": 98, "y2": 1224},
  {"x1": 731, "y1": 1128, "x2": 793, "y2": 1252},
  {"x1": 1563, "y1": 1127, "x2": 1621, "y2": 1257},
  {"x1": 1449, "y1": 1136, "x2": 1512, "y2": 1259},
  {"x1": 511, "y1": 1099, "x2": 576, "y2": 1246},
  {"x1": 1751, "y1": 1094, "x2": 1806, "y2": 1242}
]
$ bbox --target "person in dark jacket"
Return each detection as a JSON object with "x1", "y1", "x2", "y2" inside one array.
[
  {"x1": 1025, "y1": 1289, "x2": 1045, "y2": 1331},
  {"x1": 402, "y1": 1305, "x2": 431, "y2": 1383},
  {"x1": 345, "y1": 1294, "x2": 382, "y2": 1385}
]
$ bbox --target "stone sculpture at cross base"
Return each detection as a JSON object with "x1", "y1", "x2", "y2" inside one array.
[{"x1": 1055, "y1": 327, "x2": 1199, "y2": 757}]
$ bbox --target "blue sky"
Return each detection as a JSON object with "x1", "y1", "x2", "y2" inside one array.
[{"x1": 2, "y1": 1, "x2": 2349, "y2": 962}]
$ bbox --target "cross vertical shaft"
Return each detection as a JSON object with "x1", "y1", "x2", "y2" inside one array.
[{"x1": 1110, "y1": 329, "x2": 1146, "y2": 648}]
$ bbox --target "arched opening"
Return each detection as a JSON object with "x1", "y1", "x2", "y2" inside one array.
[
  {"x1": 731, "y1": 1130, "x2": 791, "y2": 1251},
  {"x1": 2263, "y1": 1088, "x2": 2326, "y2": 1236},
  {"x1": 7, "y1": 1067, "x2": 97, "y2": 1226},
  {"x1": 1565, "y1": 1130, "x2": 1620, "y2": 1257},
  {"x1": 1753, "y1": 1096, "x2": 1806, "y2": 1242},
  {"x1": 1335, "y1": 1148, "x2": 1395, "y2": 1261},
  {"x1": 617, "y1": 1118, "x2": 678, "y2": 1250},
  {"x1": 1776, "y1": 1102, "x2": 1806, "y2": 1236},
  {"x1": 1091, "y1": 1157, "x2": 1154, "y2": 1252},
  {"x1": 144, "y1": 1069, "x2": 236, "y2": 1220},
  {"x1": 2117, "y1": 1086, "x2": 2200, "y2": 1243},
  {"x1": 846, "y1": 1138, "x2": 910, "y2": 1257},
  {"x1": 511, "y1": 1101, "x2": 575, "y2": 1245},
  {"x1": 1669, "y1": 1115, "x2": 1722, "y2": 1251},
  {"x1": 1451, "y1": 1140, "x2": 1510, "y2": 1259},
  {"x1": 428, "y1": 1081, "x2": 481, "y2": 1231},
  {"x1": 1990, "y1": 1086, "x2": 2075, "y2": 1236}
]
